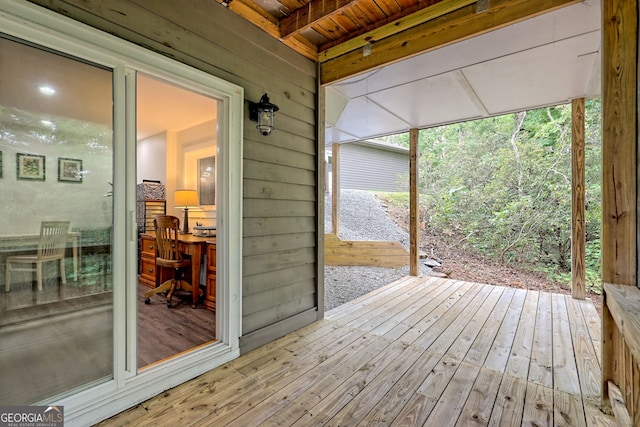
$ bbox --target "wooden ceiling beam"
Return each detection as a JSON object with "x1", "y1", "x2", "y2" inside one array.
[
  {"x1": 279, "y1": 0, "x2": 356, "y2": 38},
  {"x1": 319, "y1": 0, "x2": 470, "y2": 57},
  {"x1": 320, "y1": 0, "x2": 580, "y2": 84},
  {"x1": 283, "y1": 34, "x2": 319, "y2": 60}
]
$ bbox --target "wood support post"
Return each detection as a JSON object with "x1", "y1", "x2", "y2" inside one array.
[
  {"x1": 316, "y1": 80, "x2": 326, "y2": 317},
  {"x1": 409, "y1": 128, "x2": 419, "y2": 276},
  {"x1": 331, "y1": 143, "x2": 340, "y2": 236},
  {"x1": 571, "y1": 98, "x2": 586, "y2": 300},
  {"x1": 601, "y1": 0, "x2": 638, "y2": 414}
]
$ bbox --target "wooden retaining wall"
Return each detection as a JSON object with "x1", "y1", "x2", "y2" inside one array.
[{"x1": 324, "y1": 234, "x2": 408, "y2": 268}]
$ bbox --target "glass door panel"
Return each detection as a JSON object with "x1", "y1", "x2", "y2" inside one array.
[
  {"x1": 136, "y1": 73, "x2": 218, "y2": 369},
  {"x1": 0, "y1": 36, "x2": 114, "y2": 404}
]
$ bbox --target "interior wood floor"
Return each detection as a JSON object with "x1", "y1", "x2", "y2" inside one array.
[
  {"x1": 0, "y1": 277, "x2": 215, "y2": 404},
  {"x1": 99, "y1": 276, "x2": 615, "y2": 426},
  {"x1": 137, "y1": 283, "x2": 216, "y2": 368}
]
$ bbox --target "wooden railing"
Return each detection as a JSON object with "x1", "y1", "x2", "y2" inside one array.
[{"x1": 603, "y1": 283, "x2": 640, "y2": 426}]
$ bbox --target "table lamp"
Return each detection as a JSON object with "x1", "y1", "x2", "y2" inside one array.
[{"x1": 174, "y1": 189, "x2": 199, "y2": 234}]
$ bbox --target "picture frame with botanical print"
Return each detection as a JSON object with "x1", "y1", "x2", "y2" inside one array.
[
  {"x1": 16, "y1": 153, "x2": 45, "y2": 181},
  {"x1": 58, "y1": 157, "x2": 83, "y2": 183}
]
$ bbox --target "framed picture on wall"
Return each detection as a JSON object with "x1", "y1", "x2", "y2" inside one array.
[
  {"x1": 58, "y1": 157, "x2": 83, "y2": 183},
  {"x1": 198, "y1": 155, "x2": 215, "y2": 206},
  {"x1": 16, "y1": 153, "x2": 45, "y2": 181}
]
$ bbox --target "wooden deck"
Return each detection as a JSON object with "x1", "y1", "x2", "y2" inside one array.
[{"x1": 98, "y1": 276, "x2": 614, "y2": 426}]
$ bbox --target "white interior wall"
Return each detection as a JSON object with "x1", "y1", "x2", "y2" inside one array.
[
  {"x1": 137, "y1": 131, "x2": 167, "y2": 184},
  {"x1": 0, "y1": 124, "x2": 113, "y2": 235},
  {"x1": 136, "y1": 119, "x2": 218, "y2": 227}
]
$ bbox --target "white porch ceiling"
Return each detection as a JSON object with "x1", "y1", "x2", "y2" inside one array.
[{"x1": 325, "y1": 0, "x2": 601, "y2": 145}]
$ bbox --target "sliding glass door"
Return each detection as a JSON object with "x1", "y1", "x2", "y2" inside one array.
[
  {"x1": 0, "y1": 35, "x2": 114, "y2": 404},
  {"x1": 0, "y1": 4, "x2": 242, "y2": 423}
]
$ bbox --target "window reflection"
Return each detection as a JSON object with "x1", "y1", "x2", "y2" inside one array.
[{"x1": 0, "y1": 36, "x2": 114, "y2": 404}]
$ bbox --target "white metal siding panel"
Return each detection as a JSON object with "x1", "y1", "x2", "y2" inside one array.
[{"x1": 341, "y1": 143, "x2": 409, "y2": 192}]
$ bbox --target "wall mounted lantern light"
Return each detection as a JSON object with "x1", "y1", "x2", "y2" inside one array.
[
  {"x1": 249, "y1": 93, "x2": 279, "y2": 136},
  {"x1": 174, "y1": 189, "x2": 199, "y2": 234}
]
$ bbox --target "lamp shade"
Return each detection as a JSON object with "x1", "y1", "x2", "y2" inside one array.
[{"x1": 174, "y1": 189, "x2": 199, "y2": 208}]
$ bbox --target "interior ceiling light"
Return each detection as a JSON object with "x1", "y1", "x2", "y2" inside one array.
[{"x1": 38, "y1": 86, "x2": 56, "y2": 96}]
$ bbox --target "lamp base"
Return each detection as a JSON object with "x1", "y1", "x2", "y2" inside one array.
[{"x1": 181, "y1": 208, "x2": 191, "y2": 234}]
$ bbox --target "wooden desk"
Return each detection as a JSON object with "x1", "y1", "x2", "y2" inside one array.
[
  {"x1": 140, "y1": 233, "x2": 216, "y2": 310},
  {"x1": 0, "y1": 232, "x2": 80, "y2": 281}
]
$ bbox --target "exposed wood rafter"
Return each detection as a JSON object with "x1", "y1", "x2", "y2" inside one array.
[
  {"x1": 279, "y1": 0, "x2": 354, "y2": 38},
  {"x1": 318, "y1": 0, "x2": 476, "y2": 61}
]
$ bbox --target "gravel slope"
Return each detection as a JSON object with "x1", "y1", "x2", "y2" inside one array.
[{"x1": 324, "y1": 189, "x2": 431, "y2": 311}]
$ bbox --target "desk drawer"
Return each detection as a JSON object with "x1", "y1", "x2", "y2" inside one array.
[
  {"x1": 140, "y1": 237, "x2": 156, "y2": 257},
  {"x1": 140, "y1": 257, "x2": 156, "y2": 283}
]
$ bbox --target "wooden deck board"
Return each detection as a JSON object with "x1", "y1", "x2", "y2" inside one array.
[
  {"x1": 529, "y1": 291, "x2": 554, "y2": 388},
  {"x1": 577, "y1": 297, "x2": 603, "y2": 367},
  {"x1": 383, "y1": 279, "x2": 468, "y2": 341},
  {"x1": 400, "y1": 281, "x2": 481, "y2": 346},
  {"x1": 423, "y1": 361, "x2": 482, "y2": 427},
  {"x1": 504, "y1": 290, "x2": 539, "y2": 380},
  {"x1": 455, "y1": 366, "x2": 502, "y2": 426},
  {"x1": 565, "y1": 296, "x2": 602, "y2": 404},
  {"x1": 289, "y1": 340, "x2": 417, "y2": 426},
  {"x1": 554, "y1": 389, "x2": 587, "y2": 427},
  {"x1": 326, "y1": 276, "x2": 422, "y2": 323},
  {"x1": 464, "y1": 286, "x2": 516, "y2": 367},
  {"x1": 522, "y1": 382, "x2": 554, "y2": 426},
  {"x1": 446, "y1": 285, "x2": 504, "y2": 361},
  {"x1": 98, "y1": 277, "x2": 615, "y2": 427},
  {"x1": 325, "y1": 344, "x2": 426, "y2": 426},
  {"x1": 483, "y1": 288, "x2": 527, "y2": 373},
  {"x1": 488, "y1": 374, "x2": 528, "y2": 426},
  {"x1": 358, "y1": 350, "x2": 443, "y2": 425},
  {"x1": 552, "y1": 293, "x2": 582, "y2": 396},
  {"x1": 213, "y1": 333, "x2": 394, "y2": 426},
  {"x1": 257, "y1": 336, "x2": 397, "y2": 426},
  {"x1": 425, "y1": 284, "x2": 494, "y2": 355},
  {"x1": 369, "y1": 277, "x2": 452, "y2": 336}
]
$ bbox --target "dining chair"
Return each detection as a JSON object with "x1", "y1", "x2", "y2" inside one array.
[
  {"x1": 144, "y1": 215, "x2": 197, "y2": 308},
  {"x1": 5, "y1": 221, "x2": 70, "y2": 292}
]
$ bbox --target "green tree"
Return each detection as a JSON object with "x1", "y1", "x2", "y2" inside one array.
[{"x1": 390, "y1": 99, "x2": 601, "y2": 291}]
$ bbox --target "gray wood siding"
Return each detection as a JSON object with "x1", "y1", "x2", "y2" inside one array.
[
  {"x1": 30, "y1": 0, "x2": 320, "y2": 353},
  {"x1": 340, "y1": 143, "x2": 408, "y2": 192}
]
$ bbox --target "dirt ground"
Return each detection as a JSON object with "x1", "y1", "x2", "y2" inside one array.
[{"x1": 383, "y1": 201, "x2": 603, "y2": 314}]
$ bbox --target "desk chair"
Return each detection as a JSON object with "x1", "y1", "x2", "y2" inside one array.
[
  {"x1": 144, "y1": 215, "x2": 198, "y2": 308},
  {"x1": 5, "y1": 221, "x2": 70, "y2": 292}
]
